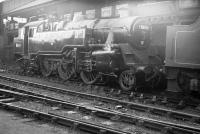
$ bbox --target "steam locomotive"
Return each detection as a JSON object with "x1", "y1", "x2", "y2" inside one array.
[{"x1": 14, "y1": 15, "x2": 200, "y2": 92}]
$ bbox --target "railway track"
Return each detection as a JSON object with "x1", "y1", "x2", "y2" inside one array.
[
  {"x1": 4, "y1": 71, "x2": 200, "y2": 108},
  {"x1": 0, "y1": 86, "x2": 199, "y2": 134},
  {"x1": 0, "y1": 75, "x2": 199, "y2": 133},
  {"x1": 0, "y1": 89, "x2": 128, "y2": 134},
  {"x1": 10, "y1": 71, "x2": 200, "y2": 108},
  {"x1": 0, "y1": 74, "x2": 199, "y2": 123}
]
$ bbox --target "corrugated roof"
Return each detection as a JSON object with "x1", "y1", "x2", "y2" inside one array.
[{"x1": 3, "y1": 0, "x2": 54, "y2": 16}]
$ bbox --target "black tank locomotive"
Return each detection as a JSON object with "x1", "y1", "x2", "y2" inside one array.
[{"x1": 14, "y1": 16, "x2": 167, "y2": 91}]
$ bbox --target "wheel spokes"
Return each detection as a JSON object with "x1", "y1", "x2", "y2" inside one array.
[
  {"x1": 58, "y1": 62, "x2": 75, "y2": 81},
  {"x1": 58, "y1": 49, "x2": 75, "y2": 81},
  {"x1": 80, "y1": 71, "x2": 98, "y2": 85},
  {"x1": 119, "y1": 70, "x2": 135, "y2": 91}
]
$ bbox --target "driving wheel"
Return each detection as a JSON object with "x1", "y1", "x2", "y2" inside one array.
[
  {"x1": 80, "y1": 71, "x2": 98, "y2": 85},
  {"x1": 58, "y1": 60, "x2": 75, "y2": 81},
  {"x1": 119, "y1": 70, "x2": 135, "y2": 91}
]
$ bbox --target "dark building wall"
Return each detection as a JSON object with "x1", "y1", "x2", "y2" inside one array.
[
  {"x1": 0, "y1": 3, "x2": 5, "y2": 62},
  {"x1": 0, "y1": 3, "x2": 3, "y2": 35}
]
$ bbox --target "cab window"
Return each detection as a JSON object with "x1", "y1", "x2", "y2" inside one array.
[
  {"x1": 37, "y1": 22, "x2": 51, "y2": 32},
  {"x1": 37, "y1": 23, "x2": 44, "y2": 32}
]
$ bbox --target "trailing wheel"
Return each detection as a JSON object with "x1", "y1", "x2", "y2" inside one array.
[
  {"x1": 177, "y1": 71, "x2": 190, "y2": 93},
  {"x1": 119, "y1": 70, "x2": 135, "y2": 91},
  {"x1": 40, "y1": 58, "x2": 52, "y2": 77},
  {"x1": 80, "y1": 71, "x2": 99, "y2": 85},
  {"x1": 16, "y1": 58, "x2": 30, "y2": 73},
  {"x1": 58, "y1": 60, "x2": 75, "y2": 81}
]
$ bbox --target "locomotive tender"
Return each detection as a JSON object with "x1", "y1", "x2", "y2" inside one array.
[
  {"x1": 165, "y1": 17, "x2": 200, "y2": 93},
  {"x1": 14, "y1": 15, "x2": 200, "y2": 92}
]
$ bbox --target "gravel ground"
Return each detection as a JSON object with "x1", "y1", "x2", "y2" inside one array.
[
  {"x1": 0, "y1": 75, "x2": 199, "y2": 129},
  {"x1": 0, "y1": 73, "x2": 200, "y2": 127},
  {"x1": 0, "y1": 109, "x2": 89, "y2": 134},
  {"x1": 0, "y1": 63, "x2": 200, "y2": 133},
  {"x1": 0, "y1": 66, "x2": 200, "y2": 129}
]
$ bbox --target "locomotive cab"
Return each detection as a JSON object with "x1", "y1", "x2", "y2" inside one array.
[
  {"x1": 14, "y1": 20, "x2": 45, "y2": 59},
  {"x1": 14, "y1": 27, "x2": 24, "y2": 59}
]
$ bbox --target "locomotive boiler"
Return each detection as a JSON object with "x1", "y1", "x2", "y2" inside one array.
[{"x1": 14, "y1": 16, "x2": 166, "y2": 91}]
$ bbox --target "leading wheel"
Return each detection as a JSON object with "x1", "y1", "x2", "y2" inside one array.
[
  {"x1": 119, "y1": 70, "x2": 135, "y2": 91},
  {"x1": 58, "y1": 60, "x2": 75, "y2": 81},
  {"x1": 40, "y1": 58, "x2": 52, "y2": 77},
  {"x1": 80, "y1": 71, "x2": 98, "y2": 85}
]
